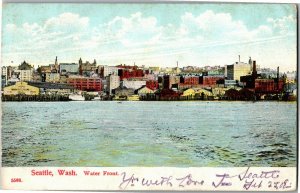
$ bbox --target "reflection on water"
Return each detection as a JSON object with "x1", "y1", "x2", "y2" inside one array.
[{"x1": 2, "y1": 101, "x2": 297, "y2": 167}]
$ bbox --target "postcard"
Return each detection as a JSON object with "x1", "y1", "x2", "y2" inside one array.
[{"x1": 0, "y1": 2, "x2": 298, "y2": 191}]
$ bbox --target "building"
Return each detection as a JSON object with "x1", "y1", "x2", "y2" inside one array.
[
  {"x1": 98, "y1": 65, "x2": 119, "y2": 78},
  {"x1": 28, "y1": 82, "x2": 75, "y2": 94},
  {"x1": 200, "y1": 75, "x2": 224, "y2": 87},
  {"x1": 60, "y1": 63, "x2": 78, "y2": 74},
  {"x1": 169, "y1": 75, "x2": 181, "y2": 88},
  {"x1": 7, "y1": 74, "x2": 20, "y2": 84},
  {"x1": 59, "y1": 75, "x2": 68, "y2": 83},
  {"x1": 136, "y1": 86, "x2": 155, "y2": 100},
  {"x1": 53, "y1": 56, "x2": 59, "y2": 72},
  {"x1": 106, "y1": 74, "x2": 120, "y2": 94},
  {"x1": 207, "y1": 66, "x2": 225, "y2": 76},
  {"x1": 240, "y1": 60, "x2": 261, "y2": 88},
  {"x1": 163, "y1": 75, "x2": 181, "y2": 89},
  {"x1": 2, "y1": 66, "x2": 8, "y2": 87},
  {"x1": 146, "y1": 80, "x2": 158, "y2": 90},
  {"x1": 19, "y1": 61, "x2": 33, "y2": 70},
  {"x1": 3, "y1": 82, "x2": 39, "y2": 95},
  {"x1": 194, "y1": 88, "x2": 213, "y2": 99},
  {"x1": 224, "y1": 80, "x2": 238, "y2": 88},
  {"x1": 148, "y1": 67, "x2": 160, "y2": 74},
  {"x1": 144, "y1": 74, "x2": 156, "y2": 81},
  {"x1": 212, "y1": 87, "x2": 228, "y2": 98},
  {"x1": 225, "y1": 60, "x2": 251, "y2": 81},
  {"x1": 1, "y1": 66, "x2": 16, "y2": 83},
  {"x1": 67, "y1": 77, "x2": 102, "y2": 91},
  {"x1": 260, "y1": 68, "x2": 280, "y2": 79},
  {"x1": 45, "y1": 73, "x2": 60, "y2": 83},
  {"x1": 160, "y1": 67, "x2": 173, "y2": 74},
  {"x1": 117, "y1": 64, "x2": 144, "y2": 80},
  {"x1": 162, "y1": 75, "x2": 170, "y2": 89},
  {"x1": 181, "y1": 66, "x2": 202, "y2": 74},
  {"x1": 157, "y1": 88, "x2": 180, "y2": 100},
  {"x1": 14, "y1": 69, "x2": 33, "y2": 82},
  {"x1": 224, "y1": 88, "x2": 242, "y2": 100},
  {"x1": 79, "y1": 58, "x2": 97, "y2": 76},
  {"x1": 177, "y1": 75, "x2": 201, "y2": 89},
  {"x1": 181, "y1": 88, "x2": 195, "y2": 100},
  {"x1": 285, "y1": 71, "x2": 296, "y2": 84},
  {"x1": 113, "y1": 87, "x2": 135, "y2": 100},
  {"x1": 136, "y1": 86, "x2": 155, "y2": 96},
  {"x1": 10, "y1": 61, "x2": 34, "y2": 82},
  {"x1": 38, "y1": 65, "x2": 52, "y2": 74},
  {"x1": 180, "y1": 76, "x2": 199, "y2": 85},
  {"x1": 32, "y1": 72, "x2": 42, "y2": 82},
  {"x1": 121, "y1": 80, "x2": 146, "y2": 90},
  {"x1": 2, "y1": 65, "x2": 17, "y2": 85},
  {"x1": 255, "y1": 79, "x2": 284, "y2": 93},
  {"x1": 44, "y1": 56, "x2": 60, "y2": 73}
]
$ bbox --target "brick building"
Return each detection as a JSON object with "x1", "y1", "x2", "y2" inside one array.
[
  {"x1": 180, "y1": 76, "x2": 199, "y2": 85},
  {"x1": 117, "y1": 65, "x2": 144, "y2": 80},
  {"x1": 255, "y1": 79, "x2": 284, "y2": 93},
  {"x1": 146, "y1": 80, "x2": 159, "y2": 90},
  {"x1": 200, "y1": 76, "x2": 224, "y2": 87},
  {"x1": 67, "y1": 77, "x2": 102, "y2": 91},
  {"x1": 157, "y1": 88, "x2": 180, "y2": 100}
]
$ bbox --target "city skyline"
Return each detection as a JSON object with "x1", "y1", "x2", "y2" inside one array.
[{"x1": 2, "y1": 3, "x2": 297, "y2": 72}]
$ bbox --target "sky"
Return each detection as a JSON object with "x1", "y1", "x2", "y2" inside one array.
[{"x1": 1, "y1": 3, "x2": 297, "y2": 72}]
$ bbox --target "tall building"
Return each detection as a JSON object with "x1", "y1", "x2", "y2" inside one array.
[
  {"x1": 225, "y1": 61, "x2": 251, "y2": 81},
  {"x1": 106, "y1": 74, "x2": 120, "y2": 94},
  {"x1": 99, "y1": 65, "x2": 119, "y2": 78},
  {"x1": 2, "y1": 66, "x2": 8, "y2": 86}
]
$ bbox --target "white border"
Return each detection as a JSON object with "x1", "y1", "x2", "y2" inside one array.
[{"x1": 0, "y1": 0, "x2": 298, "y2": 192}]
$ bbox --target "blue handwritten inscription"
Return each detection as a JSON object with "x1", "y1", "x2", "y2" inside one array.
[
  {"x1": 212, "y1": 167, "x2": 292, "y2": 191},
  {"x1": 118, "y1": 168, "x2": 292, "y2": 190},
  {"x1": 119, "y1": 172, "x2": 204, "y2": 190},
  {"x1": 176, "y1": 174, "x2": 204, "y2": 187},
  {"x1": 212, "y1": 173, "x2": 233, "y2": 188}
]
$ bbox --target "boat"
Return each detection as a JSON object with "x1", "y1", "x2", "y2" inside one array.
[
  {"x1": 91, "y1": 96, "x2": 101, "y2": 101},
  {"x1": 69, "y1": 94, "x2": 85, "y2": 101}
]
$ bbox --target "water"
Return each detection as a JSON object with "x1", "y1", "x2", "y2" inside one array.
[{"x1": 1, "y1": 101, "x2": 297, "y2": 167}]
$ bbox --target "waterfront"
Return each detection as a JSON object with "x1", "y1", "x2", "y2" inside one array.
[{"x1": 2, "y1": 101, "x2": 297, "y2": 167}]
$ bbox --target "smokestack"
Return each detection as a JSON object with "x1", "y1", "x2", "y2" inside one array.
[
  {"x1": 252, "y1": 60, "x2": 257, "y2": 81},
  {"x1": 238, "y1": 55, "x2": 240, "y2": 63}
]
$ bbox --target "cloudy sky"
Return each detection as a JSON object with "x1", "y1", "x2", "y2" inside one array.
[{"x1": 2, "y1": 3, "x2": 297, "y2": 72}]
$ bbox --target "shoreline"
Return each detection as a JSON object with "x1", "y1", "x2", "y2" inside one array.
[
  {"x1": 1, "y1": 99, "x2": 297, "y2": 103},
  {"x1": 1, "y1": 93, "x2": 296, "y2": 102}
]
